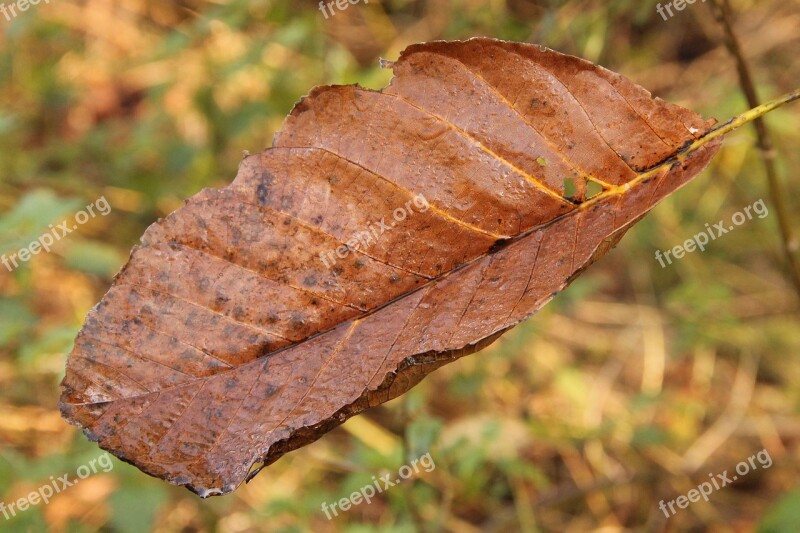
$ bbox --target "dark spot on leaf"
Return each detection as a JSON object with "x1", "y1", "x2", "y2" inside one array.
[
  {"x1": 256, "y1": 171, "x2": 275, "y2": 205},
  {"x1": 530, "y1": 97, "x2": 547, "y2": 109},
  {"x1": 230, "y1": 227, "x2": 242, "y2": 245},
  {"x1": 488, "y1": 238, "x2": 510, "y2": 253}
]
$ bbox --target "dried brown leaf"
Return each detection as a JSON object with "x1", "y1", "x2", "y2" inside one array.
[{"x1": 60, "y1": 38, "x2": 722, "y2": 496}]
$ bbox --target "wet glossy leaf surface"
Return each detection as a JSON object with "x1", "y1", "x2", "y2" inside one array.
[{"x1": 60, "y1": 38, "x2": 721, "y2": 496}]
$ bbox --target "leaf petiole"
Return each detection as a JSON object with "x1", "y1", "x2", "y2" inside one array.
[{"x1": 691, "y1": 87, "x2": 800, "y2": 149}]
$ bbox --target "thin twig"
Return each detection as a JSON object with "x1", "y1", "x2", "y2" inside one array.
[{"x1": 709, "y1": 0, "x2": 800, "y2": 299}]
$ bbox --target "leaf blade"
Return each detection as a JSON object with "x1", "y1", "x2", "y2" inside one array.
[{"x1": 60, "y1": 38, "x2": 722, "y2": 496}]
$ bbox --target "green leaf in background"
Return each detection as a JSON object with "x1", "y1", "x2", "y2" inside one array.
[
  {"x1": 0, "y1": 112, "x2": 17, "y2": 135},
  {"x1": 64, "y1": 240, "x2": 125, "y2": 278},
  {"x1": 405, "y1": 416, "x2": 443, "y2": 461},
  {"x1": 631, "y1": 425, "x2": 669, "y2": 447},
  {"x1": 0, "y1": 297, "x2": 35, "y2": 348},
  {"x1": 109, "y1": 461, "x2": 168, "y2": 533},
  {"x1": 18, "y1": 325, "x2": 80, "y2": 370},
  {"x1": 0, "y1": 189, "x2": 83, "y2": 254},
  {"x1": 758, "y1": 487, "x2": 800, "y2": 533},
  {"x1": 0, "y1": 450, "x2": 22, "y2": 494},
  {"x1": 0, "y1": 505, "x2": 47, "y2": 531}
]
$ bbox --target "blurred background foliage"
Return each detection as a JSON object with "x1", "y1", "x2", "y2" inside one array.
[{"x1": 1, "y1": 0, "x2": 799, "y2": 531}]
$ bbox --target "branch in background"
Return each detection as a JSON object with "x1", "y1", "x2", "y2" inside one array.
[{"x1": 709, "y1": 0, "x2": 800, "y2": 299}]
